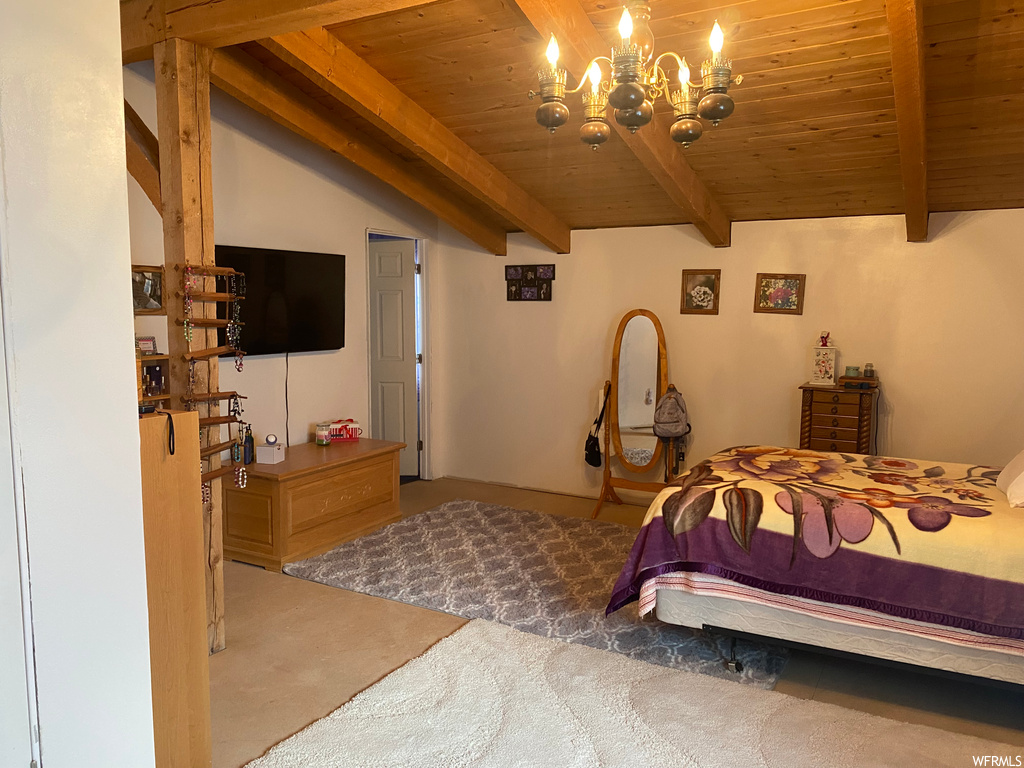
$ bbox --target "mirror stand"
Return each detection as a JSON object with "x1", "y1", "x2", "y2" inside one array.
[
  {"x1": 591, "y1": 308, "x2": 671, "y2": 519},
  {"x1": 591, "y1": 379, "x2": 670, "y2": 518}
]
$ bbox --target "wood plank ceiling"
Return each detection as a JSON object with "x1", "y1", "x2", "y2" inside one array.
[{"x1": 125, "y1": 0, "x2": 1024, "y2": 249}]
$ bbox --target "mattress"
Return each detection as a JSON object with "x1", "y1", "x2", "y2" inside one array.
[{"x1": 655, "y1": 583, "x2": 1024, "y2": 685}]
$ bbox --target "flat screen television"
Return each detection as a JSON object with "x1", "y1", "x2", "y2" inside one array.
[{"x1": 215, "y1": 245, "x2": 345, "y2": 355}]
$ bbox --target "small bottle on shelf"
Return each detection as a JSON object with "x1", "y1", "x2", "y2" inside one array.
[{"x1": 243, "y1": 425, "x2": 254, "y2": 465}]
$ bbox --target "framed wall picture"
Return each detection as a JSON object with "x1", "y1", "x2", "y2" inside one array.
[
  {"x1": 680, "y1": 269, "x2": 721, "y2": 314},
  {"x1": 753, "y1": 273, "x2": 806, "y2": 314},
  {"x1": 135, "y1": 335, "x2": 158, "y2": 355},
  {"x1": 131, "y1": 265, "x2": 166, "y2": 315},
  {"x1": 505, "y1": 263, "x2": 555, "y2": 301}
]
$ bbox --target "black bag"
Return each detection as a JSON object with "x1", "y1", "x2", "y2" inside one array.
[{"x1": 585, "y1": 387, "x2": 610, "y2": 468}]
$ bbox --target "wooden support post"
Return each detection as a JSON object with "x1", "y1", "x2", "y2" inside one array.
[{"x1": 155, "y1": 38, "x2": 226, "y2": 654}]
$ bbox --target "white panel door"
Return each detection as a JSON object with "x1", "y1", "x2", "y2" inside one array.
[
  {"x1": 0, "y1": 272, "x2": 36, "y2": 766},
  {"x1": 368, "y1": 238, "x2": 419, "y2": 476}
]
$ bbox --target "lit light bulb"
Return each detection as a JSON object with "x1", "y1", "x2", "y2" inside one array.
[
  {"x1": 618, "y1": 8, "x2": 633, "y2": 42},
  {"x1": 545, "y1": 34, "x2": 559, "y2": 66},
  {"x1": 679, "y1": 60, "x2": 690, "y2": 87},
  {"x1": 588, "y1": 62, "x2": 602, "y2": 93},
  {"x1": 709, "y1": 21, "x2": 724, "y2": 54}
]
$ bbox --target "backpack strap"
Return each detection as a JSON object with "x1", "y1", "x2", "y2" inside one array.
[{"x1": 591, "y1": 385, "x2": 610, "y2": 436}]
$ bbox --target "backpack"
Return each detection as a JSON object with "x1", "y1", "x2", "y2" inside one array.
[{"x1": 653, "y1": 385, "x2": 691, "y2": 440}]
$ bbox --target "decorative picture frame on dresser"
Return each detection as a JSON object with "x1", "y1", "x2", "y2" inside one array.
[
  {"x1": 680, "y1": 269, "x2": 721, "y2": 314},
  {"x1": 131, "y1": 265, "x2": 166, "y2": 315},
  {"x1": 754, "y1": 273, "x2": 806, "y2": 315}
]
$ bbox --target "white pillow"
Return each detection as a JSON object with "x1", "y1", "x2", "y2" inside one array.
[{"x1": 996, "y1": 448, "x2": 1024, "y2": 506}]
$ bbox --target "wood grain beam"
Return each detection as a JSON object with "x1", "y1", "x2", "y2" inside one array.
[
  {"x1": 154, "y1": 38, "x2": 226, "y2": 654},
  {"x1": 261, "y1": 29, "x2": 571, "y2": 253},
  {"x1": 123, "y1": 0, "x2": 438, "y2": 63},
  {"x1": 885, "y1": 0, "x2": 929, "y2": 241},
  {"x1": 209, "y1": 48, "x2": 509, "y2": 255},
  {"x1": 124, "y1": 99, "x2": 162, "y2": 212},
  {"x1": 514, "y1": 0, "x2": 732, "y2": 247}
]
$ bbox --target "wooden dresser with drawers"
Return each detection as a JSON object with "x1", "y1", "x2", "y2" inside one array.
[{"x1": 798, "y1": 384, "x2": 877, "y2": 454}]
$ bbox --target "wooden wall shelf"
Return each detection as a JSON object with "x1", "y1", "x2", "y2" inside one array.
[
  {"x1": 200, "y1": 439, "x2": 238, "y2": 459},
  {"x1": 198, "y1": 415, "x2": 239, "y2": 428},
  {"x1": 184, "y1": 346, "x2": 237, "y2": 361},
  {"x1": 182, "y1": 391, "x2": 244, "y2": 404},
  {"x1": 175, "y1": 318, "x2": 243, "y2": 328},
  {"x1": 175, "y1": 264, "x2": 241, "y2": 277},
  {"x1": 201, "y1": 465, "x2": 235, "y2": 483},
  {"x1": 177, "y1": 291, "x2": 243, "y2": 301}
]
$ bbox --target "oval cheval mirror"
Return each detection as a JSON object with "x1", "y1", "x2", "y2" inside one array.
[{"x1": 593, "y1": 309, "x2": 669, "y2": 517}]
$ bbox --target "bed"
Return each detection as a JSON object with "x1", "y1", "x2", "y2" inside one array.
[{"x1": 607, "y1": 445, "x2": 1024, "y2": 684}]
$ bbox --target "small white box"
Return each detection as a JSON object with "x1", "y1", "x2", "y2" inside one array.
[{"x1": 256, "y1": 444, "x2": 285, "y2": 464}]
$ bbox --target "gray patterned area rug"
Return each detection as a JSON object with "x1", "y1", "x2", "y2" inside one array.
[{"x1": 283, "y1": 499, "x2": 788, "y2": 687}]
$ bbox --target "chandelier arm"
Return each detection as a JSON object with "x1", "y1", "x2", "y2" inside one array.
[
  {"x1": 653, "y1": 51, "x2": 702, "y2": 89},
  {"x1": 652, "y1": 51, "x2": 684, "y2": 72},
  {"x1": 565, "y1": 56, "x2": 614, "y2": 95}
]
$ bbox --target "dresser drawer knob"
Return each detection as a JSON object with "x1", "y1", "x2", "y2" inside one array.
[
  {"x1": 830, "y1": 406, "x2": 838, "y2": 414},
  {"x1": 830, "y1": 443, "x2": 838, "y2": 450},
  {"x1": 831, "y1": 418, "x2": 839, "y2": 427},
  {"x1": 830, "y1": 431, "x2": 837, "y2": 438},
  {"x1": 832, "y1": 394, "x2": 840, "y2": 403}
]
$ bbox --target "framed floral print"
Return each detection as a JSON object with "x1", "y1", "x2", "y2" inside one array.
[
  {"x1": 754, "y1": 273, "x2": 805, "y2": 315},
  {"x1": 680, "y1": 269, "x2": 721, "y2": 315}
]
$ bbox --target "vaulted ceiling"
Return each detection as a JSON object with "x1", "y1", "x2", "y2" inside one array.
[{"x1": 122, "y1": 0, "x2": 1024, "y2": 253}]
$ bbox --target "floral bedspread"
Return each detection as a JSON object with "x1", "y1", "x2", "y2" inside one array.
[{"x1": 607, "y1": 446, "x2": 1024, "y2": 640}]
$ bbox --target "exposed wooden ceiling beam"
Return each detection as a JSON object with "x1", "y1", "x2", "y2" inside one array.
[
  {"x1": 209, "y1": 48, "x2": 509, "y2": 256},
  {"x1": 261, "y1": 28, "x2": 572, "y2": 253},
  {"x1": 123, "y1": 0, "x2": 439, "y2": 63},
  {"x1": 885, "y1": 0, "x2": 929, "y2": 242},
  {"x1": 124, "y1": 99, "x2": 162, "y2": 212},
  {"x1": 513, "y1": 0, "x2": 732, "y2": 247}
]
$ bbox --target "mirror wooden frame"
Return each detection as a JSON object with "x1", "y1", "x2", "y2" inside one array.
[{"x1": 593, "y1": 309, "x2": 669, "y2": 518}]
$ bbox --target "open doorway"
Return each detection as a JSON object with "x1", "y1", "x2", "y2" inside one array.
[{"x1": 366, "y1": 232, "x2": 427, "y2": 483}]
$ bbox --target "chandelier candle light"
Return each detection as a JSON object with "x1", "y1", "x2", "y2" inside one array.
[{"x1": 530, "y1": 2, "x2": 741, "y2": 149}]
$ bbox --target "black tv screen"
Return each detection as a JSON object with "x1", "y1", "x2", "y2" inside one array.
[{"x1": 215, "y1": 245, "x2": 345, "y2": 355}]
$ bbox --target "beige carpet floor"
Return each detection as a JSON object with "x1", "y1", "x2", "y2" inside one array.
[{"x1": 244, "y1": 619, "x2": 1016, "y2": 768}]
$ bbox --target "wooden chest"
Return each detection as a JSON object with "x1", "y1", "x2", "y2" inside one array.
[
  {"x1": 223, "y1": 439, "x2": 404, "y2": 571},
  {"x1": 798, "y1": 384, "x2": 878, "y2": 454}
]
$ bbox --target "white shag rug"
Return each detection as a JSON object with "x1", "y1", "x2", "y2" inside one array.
[{"x1": 247, "y1": 620, "x2": 1013, "y2": 768}]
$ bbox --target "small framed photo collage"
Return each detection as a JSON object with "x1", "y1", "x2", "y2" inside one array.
[{"x1": 505, "y1": 264, "x2": 555, "y2": 302}]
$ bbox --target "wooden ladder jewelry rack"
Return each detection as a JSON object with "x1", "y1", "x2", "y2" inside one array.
[{"x1": 182, "y1": 264, "x2": 249, "y2": 525}]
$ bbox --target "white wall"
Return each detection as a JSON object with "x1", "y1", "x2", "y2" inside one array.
[
  {"x1": 0, "y1": 1, "x2": 155, "y2": 765},
  {"x1": 432, "y1": 211, "x2": 1024, "y2": 498},
  {"x1": 124, "y1": 63, "x2": 439, "y2": 446}
]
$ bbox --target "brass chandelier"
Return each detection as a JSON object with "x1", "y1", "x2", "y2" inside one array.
[{"x1": 529, "y1": 2, "x2": 741, "y2": 149}]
